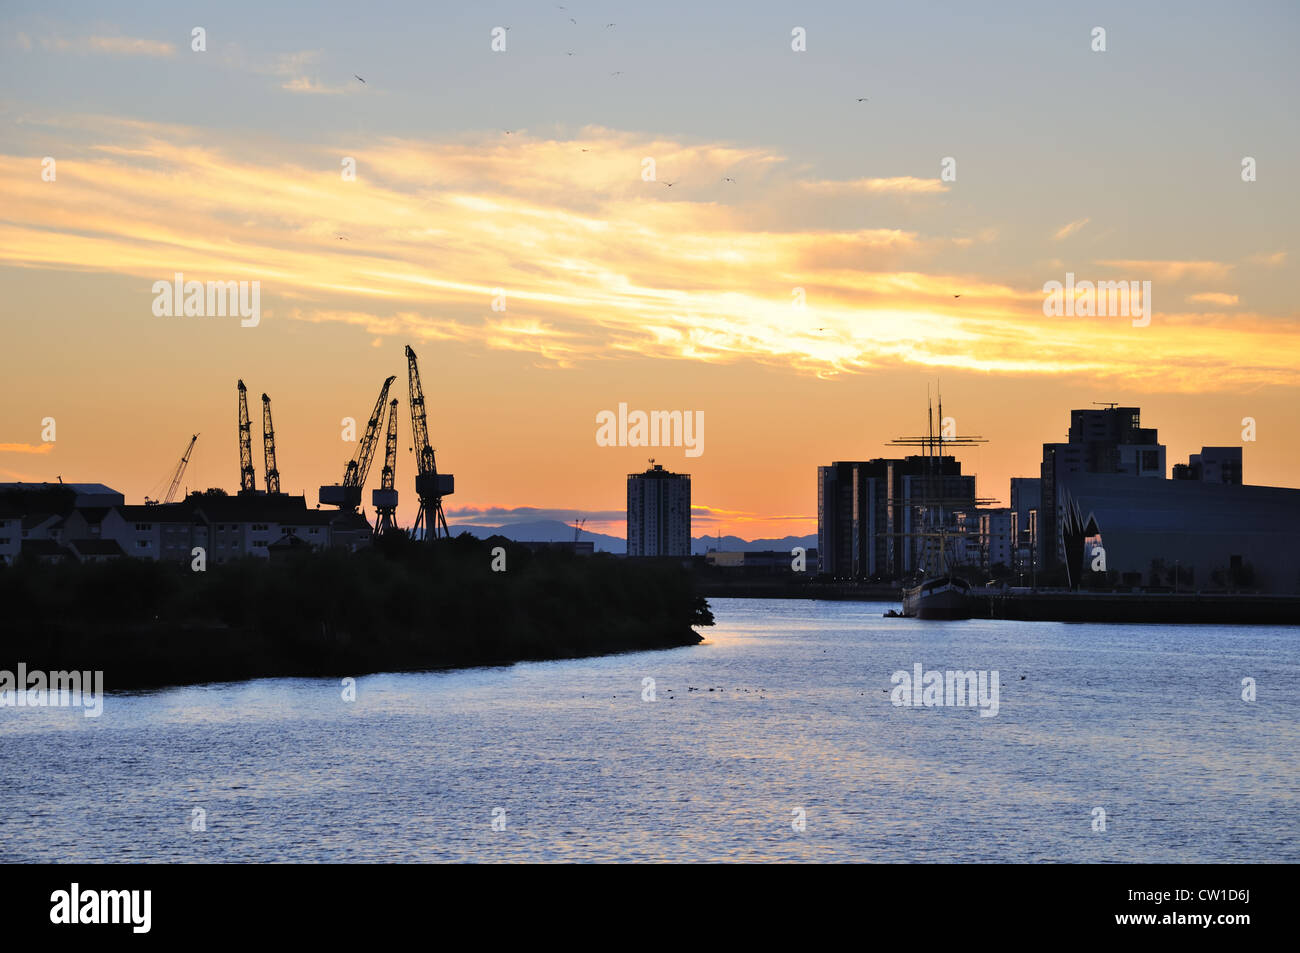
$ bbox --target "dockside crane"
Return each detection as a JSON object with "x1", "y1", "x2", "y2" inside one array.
[
  {"x1": 405, "y1": 344, "x2": 454, "y2": 540},
  {"x1": 237, "y1": 380, "x2": 256, "y2": 494},
  {"x1": 372, "y1": 398, "x2": 400, "y2": 537},
  {"x1": 320, "y1": 375, "x2": 396, "y2": 512},
  {"x1": 261, "y1": 393, "x2": 281, "y2": 495},
  {"x1": 146, "y1": 433, "x2": 199, "y2": 505}
]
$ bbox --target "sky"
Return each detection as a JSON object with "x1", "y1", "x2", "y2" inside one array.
[{"x1": 1, "y1": 0, "x2": 1297, "y2": 539}]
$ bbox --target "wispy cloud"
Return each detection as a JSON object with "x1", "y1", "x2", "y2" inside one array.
[
  {"x1": 1053, "y1": 218, "x2": 1090, "y2": 240},
  {"x1": 1187, "y1": 292, "x2": 1239, "y2": 306},
  {"x1": 447, "y1": 505, "x2": 624, "y2": 524},
  {"x1": 1094, "y1": 259, "x2": 1234, "y2": 281},
  {"x1": 0, "y1": 119, "x2": 1295, "y2": 391},
  {"x1": 0, "y1": 443, "x2": 54, "y2": 455},
  {"x1": 801, "y1": 176, "x2": 948, "y2": 195},
  {"x1": 39, "y1": 34, "x2": 176, "y2": 57}
]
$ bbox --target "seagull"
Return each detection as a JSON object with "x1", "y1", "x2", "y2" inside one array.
[
  {"x1": 504, "y1": 130, "x2": 513, "y2": 135},
  {"x1": 580, "y1": 148, "x2": 590, "y2": 152},
  {"x1": 569, "y1": 17, "x2": 577, "y2": 24},
  {"x1": 662, "y1": 180, "x2": 676, "y2": 187},
  {"x1": 722, "y1": 176, "x2": 736, "y2": 183},
  {"x1": 337, "y1": 235, "x2": 349, "y2": 241},
  {"x1": 610, "y1": 71, "x2": 622, "y2": 77},
  {"x1": 953, "y1": 294, "x2": 961, "y2": 298},
  {"x1": 566, "y1": 50, "x2": 576, "y2": 56},
  {"x1": 605, "y1": 23, "x2": 616, "y2": 28},
  {"x1": 354, "y1": 75, "x2": 366, "y2": 84},
  {"x1": 856, "y1": 97, "x2": 869, "y2": 102}
]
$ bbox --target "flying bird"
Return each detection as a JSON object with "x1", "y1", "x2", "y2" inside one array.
[
  {"x1": 566, "y1": 51, "x2": 576, "y2": 56},
  {"x1": 605, "y1": 23, "x2": 616, "y2": 28},
  {"x1": 953, "y1": 294, "x2": 962, "y2": 298},
  {"x1": 354, "y1": 75, "x2": 366, "y2": 84},
  {"x1": 569, "y1": 17, "x2": 577, "y2": 24},
  {"x1": 856, "y1": 97, "x2": 869, "y2": 102},
  {"x1": 722, "y1": 176, "x2": 736, "y2": 183},
  {"x1": 662, "y1": 180, "x2": 676, "y2": 187},
  {"x1": 610, "y1": 71, "x2": 622, "y2": 77}
]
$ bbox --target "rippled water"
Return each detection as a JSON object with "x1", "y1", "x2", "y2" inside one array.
[{"x1": 2, "y1": 598, "x2": 1296, "y2": 862}]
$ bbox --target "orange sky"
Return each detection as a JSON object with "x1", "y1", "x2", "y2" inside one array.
[{"x1": 2, "y1": 10, "x2": 1297, "y2": 540}]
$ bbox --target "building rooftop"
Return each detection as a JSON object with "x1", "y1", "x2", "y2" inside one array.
[
  {"x1": 69, "y1": 538, "x2": 126, "y2": 556},
  {"x1": 20, "y1": 539, "x2": 73, "y2": 559}
]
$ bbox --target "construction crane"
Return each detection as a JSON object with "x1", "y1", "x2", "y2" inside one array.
[
  {"x1": 145, "y1": 433, "x2": 199, "y2": 505},
  {"x1": 320, "y1": 375, "x2": 396, "y2": 512},
  {"x1": 237, "y1": 380, "x2": 256, "y2": 494},
  {"x1": 372, "y1": 398, "x2": 400, "y2": 537},
  {"x1": 261, "y1": 393, "x2": 281, "y2": 495},
  {"x1": 405, "y1": 344, "x2": 454, "y2": 540}
]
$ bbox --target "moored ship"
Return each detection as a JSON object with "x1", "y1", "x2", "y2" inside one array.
[{"x1": 901, "y1": 571, "x2": 974, "y2": 619}]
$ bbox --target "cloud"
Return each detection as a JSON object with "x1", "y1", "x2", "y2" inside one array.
[
  {"x1": 801, "y1": 176, "x2": 948, "y2": 195},
  {"x1": 445, "y1": 505, "x2": 624, "y2": 524},
  {"x1": 0, "y1": 443, "x2": 54, "y2": 454},
  {"x1": 281, "y1": 76, "x2": 353, "y2": 95},
  {"x1": 0, "y1": 119, "x2": 1296, "y2": 391},
  {"x1": 1246, "y1": 251, "x2": 1287, "y2": 267},
  {"x1": 1094, "y1": 259, "x2": 1234, "y2": 281},
  {"x1": 1186, "y1": 292, "x2": 1239, "y2": 306},
  {"x1": 89, "y1": 36, "x2": 176, "y2": 57},
  {"x1": 40, "y1": 34, "x2": 176, "y2": 57},
  {"x1": 1052, "y1": 218, "x2": 1090, "y2": 240}
]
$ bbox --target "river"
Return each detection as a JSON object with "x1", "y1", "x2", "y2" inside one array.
[{"x1": 2, "y1": 598, "x2": 1296, "y2": 862}]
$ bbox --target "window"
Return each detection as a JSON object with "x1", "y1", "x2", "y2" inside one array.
[
  {"x1": 137, "y1": 540, "x2": 150, "y2": 549},
  {"x1": 135, "y1": 523, "x2": 153, "y2": 531}
]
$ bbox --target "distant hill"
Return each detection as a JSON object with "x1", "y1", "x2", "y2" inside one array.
[
  {"x1": 449, "y1": 519, "x2": 816, "y2": 556},
  {"x1": 689, "y1": 534, "x2": 818, "y2": 556},
  {"x1": 449, "y1": 520, "x2": 627, "y2": 553}
]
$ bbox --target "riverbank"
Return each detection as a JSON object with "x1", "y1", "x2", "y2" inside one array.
[
  {"x1": 978, "y1": 589, "x2": 1300, "y2": 625},
  {"x1": 695, "y1": 575, "x2": 1300, "y2": 624},
  {"x1": 0, "y1": 535, "x2": 712, "y2": 690}
]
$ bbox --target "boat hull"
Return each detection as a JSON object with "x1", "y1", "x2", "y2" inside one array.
[{"x1": 902, "y1": 576, "x2": 974, "y2": 620}]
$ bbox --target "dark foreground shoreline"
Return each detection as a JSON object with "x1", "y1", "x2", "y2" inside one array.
[{"x1": 1, "y1": 535, "x2": 712, "y2": 691}]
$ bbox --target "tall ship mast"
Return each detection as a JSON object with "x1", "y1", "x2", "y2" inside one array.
[{"x1": 892, "y1": 389, "x2": 990, "y2": 620}]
